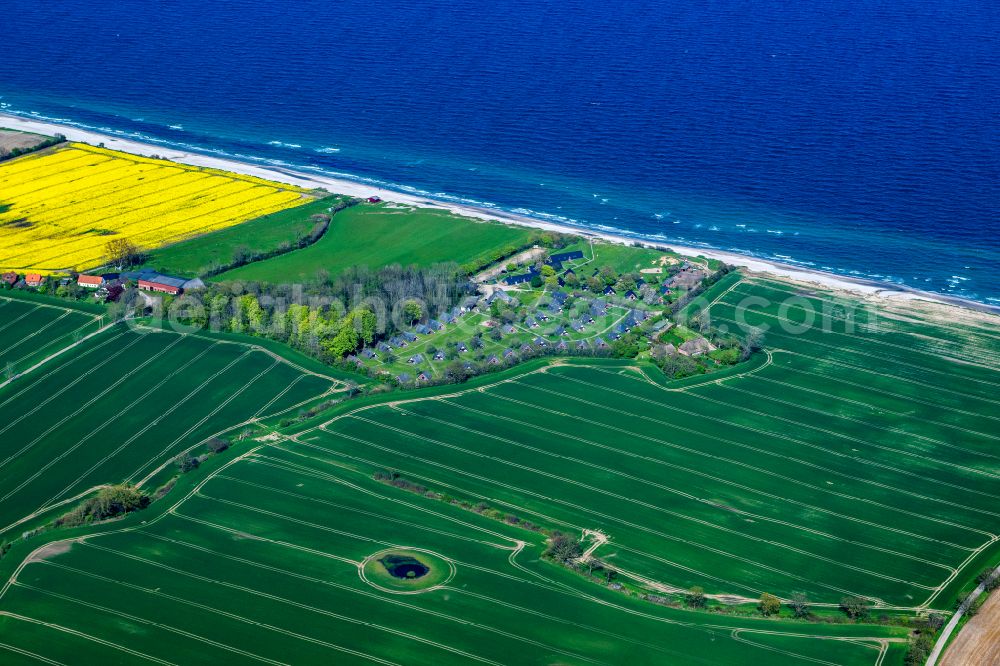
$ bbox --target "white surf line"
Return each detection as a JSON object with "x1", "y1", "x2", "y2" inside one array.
[
  {"x1": 57, "y1": 549, "x2": 505, "y2": 666},
  {"x1": 361, "y1": 410, "x2": 943, "y2": 591},
  {"x1": 33, "y1": 345, "x2": 249, "y2": 512},
  {"x1": 0, "y1": 611, "x2": 175, "y2": 665},
  {"x1": 324, "y1": 425, "x2": 890, "y2": 602},
  {"x1": 0, "y1": 334, "x2": 185, "y2": 471},
  {"x1": 427, "y1": 398, "x2": 960, "y2": 566},
  {"x1": 121, "y1": 355, "x2": 279, "y2": 485},
  {"x1": 507, "y1": 376, "x2": 1000, "y2": 525},
  {"x1": 11, "y1": 582, "x2": 296, "y2": 666},
  {"x1": 0, "y1": 329, "x2": 138, "y2": 437},
  {"x1": 546, "y1": 370, "x2": 1000, "y2": 496},
  {"x1": 715, "y1": 288, "x2": 1000, "y2": 372}
]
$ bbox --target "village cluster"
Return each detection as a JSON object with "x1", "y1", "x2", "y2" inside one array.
[{"x1": 345, "y1": 248, "x2": 721, "y2": 386}]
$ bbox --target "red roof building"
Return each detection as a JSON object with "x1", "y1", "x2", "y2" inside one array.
[
  {"x1": 25, "y1": 274, "x2": 44, "y2": 287},
  {"x1": 77, "y1": 274, "x2": 104, "y2": 288},
  {"x1": 1, "y1": 272, "x2": 17, "y2": 286},
  {"x1": 138, "y1": 278, "x2": 182, "y2": 295}
]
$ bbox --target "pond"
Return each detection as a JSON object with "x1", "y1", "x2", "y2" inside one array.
[{"x1": 379, "y1": 554, "x2": 430, "y2": 580}]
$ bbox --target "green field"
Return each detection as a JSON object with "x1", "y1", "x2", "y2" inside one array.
[
  {"x1": 0, "y1": 442, "x2": 906, "y2": 665},
  {"x1": 0, "y1": 325, "x2": 342, "y2": 538},
  {"x1": 0, "y1": 295, "x2": 105, "y2": 378},
  {"x1": 1, "y1": 274, "x2": 998, "y2": 664},
  {"x1": 140, "y1": 196, "x2": 342, "y2": 278},
  {"x1": 217, "y1": 204, "x2": 538, "y2": 283}
]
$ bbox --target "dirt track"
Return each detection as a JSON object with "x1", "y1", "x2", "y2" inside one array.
[{"x1": 941, "y1": 590, "x2": 1000, "y2": 666}]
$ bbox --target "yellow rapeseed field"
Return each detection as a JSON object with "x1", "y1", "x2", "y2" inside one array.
[{"x1": 0, "y1": 143, "x2": 311, "y2": 274}]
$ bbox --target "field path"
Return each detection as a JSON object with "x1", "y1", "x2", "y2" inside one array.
[
  {"x1": 0, "y1": 317, "x2": 113, "y2": 392},
  {"x1": 931, "y1": 567, "x2": 1000, "y2": 665}
]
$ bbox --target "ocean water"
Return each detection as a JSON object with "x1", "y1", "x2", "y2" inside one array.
[{"x1": 2, "y1": 0, "x2": 998, "y2": 304}]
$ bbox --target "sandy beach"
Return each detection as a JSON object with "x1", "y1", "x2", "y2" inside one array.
[{"x1": 1, "y1": 112, "x2": 995, "y2": 314}]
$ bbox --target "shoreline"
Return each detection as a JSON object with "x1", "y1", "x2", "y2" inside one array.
[{"x1": 2, "y1": 111, "x2": 997, "y2": 315}]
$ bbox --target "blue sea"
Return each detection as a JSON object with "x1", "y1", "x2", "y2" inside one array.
[{"x1": 2, "y1": 0, "x2": 998, "y2": 304}]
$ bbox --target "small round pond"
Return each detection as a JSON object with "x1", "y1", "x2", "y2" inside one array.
[{"x1": 360, "y1": 548, "x2": 455, "y2": 593}]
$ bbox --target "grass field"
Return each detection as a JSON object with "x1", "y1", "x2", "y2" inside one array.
[
  {"x1": 216, "y1": 204, "x2": 538, "y2": 282},
  {"x1": 0, "y1": 143, "x2": 312, "y2": 274},
  {"x1": 0, "y1": 444, "x2": 906, "y2": 665},
  {"x1": 0, "y1": 324, "x2": 343, "y2": 538},
  {"x1": 141, "y1": 196, "x2": 343, "y2": 278},
  {"x1": 0, "y1": 273, "x2": 996, "y2": 664},
  {"x1": 0, "y1": 294, "x2": 106, "y2": 378},
  {"x1": 299, "y1": 275, "x2": 1000, "y2": 612}
]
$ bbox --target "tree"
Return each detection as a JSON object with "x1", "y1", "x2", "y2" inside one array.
[
  {"x1": 175, "y1": 453, "x2": 200, "y2": 473},
  {"x1": 788, "y1": 593, "x2": 811, "y2": 618},
  {"x1": 105, "y1": 238, "x2": 144, "y2": 270},
  {"x1": 489, "y1": 326, "x2": 503, "y2": 342},
  {"x1": 206, "y1": 438, "x2": 230, "y2": 454},
  {"x1": 759, "y1": 593, "x2": 781, "y2": 616},
  {"x1": 544, "y1": 532, "x2": 582, "y2": 564},
  {"x1": 403, "y1": 300, "x2": 423, "y2": 325},
  {"x1": 739, "y1": 326, "x2": 765, "y2": 361},
  {"x1": 685, "y1": 586, "x2": 707, "y2": 608},
  {"x1": 839, "y1": 596, "x2": 871, "y2": 620}
]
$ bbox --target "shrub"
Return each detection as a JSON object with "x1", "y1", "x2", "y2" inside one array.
[{"x1": 55, "y1": 484, "x2": 150, "y2": 527}]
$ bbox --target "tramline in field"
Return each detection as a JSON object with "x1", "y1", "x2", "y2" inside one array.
[{"x1": 0, "y1": 323, "x2": 342, "y2": 538}]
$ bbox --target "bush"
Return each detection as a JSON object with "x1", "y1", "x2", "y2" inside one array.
[
  {"x1": 839, "y1": 596, "x2": 871, "y2": 620},
  {"x1": 544, "y1": 532, "x2": 582, "y2": 563},
  {"x1": 685, "y1": 586, "x2": 707, "y2": 608},
  {"x1": 206, "y1": 437, "x2": 230, "y2": 454},
  {"x1": 55, "y1": 484, "x2": 150, "y2": 527},
  {"x1": 175, "y1": 453, "x2": 200, "y2": 473}
]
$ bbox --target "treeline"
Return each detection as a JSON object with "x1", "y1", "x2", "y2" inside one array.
[
  {"x1": 0, "y1": 133, "x2": 66, "y2": 162},
  {"x1": 201, "y1": 197, "x2": 359, "y2": 278},
  {"x1": 55, "y1": 484, "x2": 149, "y2": 527},
  {"x1": 165, "y1": 263, "x2": 475, "y2": 363}
]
